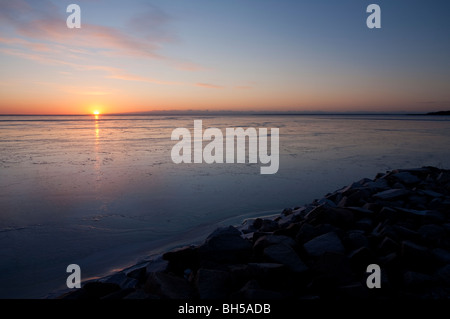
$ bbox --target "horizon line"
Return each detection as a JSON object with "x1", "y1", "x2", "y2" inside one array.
[{"x1": 0, "y1": 110, "x2": 443, "y2": 116}]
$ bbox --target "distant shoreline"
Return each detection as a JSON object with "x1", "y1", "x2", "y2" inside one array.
[
  {"x1": 425, "y1": 111, "x2": 450, "y2": 116},
  {"x1": 0, "y1": 112, "x2": 442, "y2": 117}
]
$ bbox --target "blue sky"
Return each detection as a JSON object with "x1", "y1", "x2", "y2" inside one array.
[{"x1": 0, "y1": 0, "x2": 449, "y2": 114}]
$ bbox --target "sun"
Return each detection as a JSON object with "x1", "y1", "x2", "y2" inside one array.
[{"x1": 93, "y1": 110, "x2": 100, "y2": 115}]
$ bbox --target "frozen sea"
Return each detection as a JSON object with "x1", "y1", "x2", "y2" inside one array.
[{"x1": 1, "y1": 114, "x2": 450, "y2": 298}]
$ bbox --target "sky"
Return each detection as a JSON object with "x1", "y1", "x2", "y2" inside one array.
[{"x1": 0, "y1": 0, "x2": 449, "y2": 115}]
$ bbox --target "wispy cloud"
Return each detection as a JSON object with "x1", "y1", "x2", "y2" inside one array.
[
  {"x1": 0, "y1": 0, "x2": 205, "y2": 80},
  {"x1": 14, "y1": 18, "x2": 163, "y2": 60},
  {"x1": 1, "y1": 0, "x2": 162, "y2": 59},
  {"x1": 1, "y1": 0, "x2": 224, "y2": 93},
  {"x1": 195, "y1": 83, "x2": 224, "y2": 89},
  {"x1": 0, "y1": 46, "x2": 183, "y2": 87}
]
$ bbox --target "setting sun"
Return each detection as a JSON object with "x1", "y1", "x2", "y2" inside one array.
[{"x1": 93, "y1": 110, "x2": 100, "y2": 115}]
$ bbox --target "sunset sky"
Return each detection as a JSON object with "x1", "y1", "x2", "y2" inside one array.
[{"x1": 0, "y1": 0, "x2": 449, "y2": 115}]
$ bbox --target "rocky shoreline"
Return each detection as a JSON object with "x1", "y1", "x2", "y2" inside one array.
[{"x1": 58, "y1": 166, "x2": 450, "y2": 299}]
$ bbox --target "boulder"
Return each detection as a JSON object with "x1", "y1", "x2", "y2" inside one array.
[
  {"x1": 62, "y1": 281, "x2": 121, "y2": 299},
  {"x1": 437, "y1": 264, "x2": 450, "y2": 285},
  {"x1": 195, "y1": 268, "x2": 232, "y2": 299},
  {"x1": 100, "y1": 272, "x2": 138, "y2": 289},
  {"x1": 432, "y1": 248, "x2": 450, "y2": 264},
  {"x1": 126, "y1": 266, "x2": 147, "y2": 283},
  {"x1": 163, "y1": 245, "x2": 199, "y2": 275},
  {"x1": 418, "y1": 224, "x2": 445, "y2": 245},
  {"x1": 348, "y1": 246, "x2": 375, "y2": 272},
  {"x1": 374, "y1": 189, "x2": 409, "y2": 200},
  {"x1": 337, "y1": 282, "x2": 369, "y2": 299},
  {"x1": 263, "y1": 244, "x2": 308, "y2": 273},
  {"x1": 343, "y1": 230, "x2": 369, "y2": 250},
  {"x1": 403, "y1": 271, "x2": 434, "y2": 288},
  {"x1": 303, "y1": 232, "x2": 345, "y2": 257},
  {"x1": 392, "y1": 172, "x2": 421, "y2": 185},
  {"x1": 144, "y1": 272, "x2": 194, "y2": 299},
  {"x1": 315, "y1": 252, "x2": 354, "y2": 285},
  {"x1": 198, "y1": 226, "x2": 252, "y2": 263},
  {"x1": 401, "y1": 241, "x2": 432, "y2": 270},
  {"x1": 254, "y1": 234, "x2": 296, "y2": 250},
  {"x1": 232, "y1": 280, "x2": 283, "y2": 299},
  {"x1": 378, "y1": 236, "x2": 400, "y2": 255}
]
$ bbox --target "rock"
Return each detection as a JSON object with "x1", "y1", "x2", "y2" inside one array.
[
  {"x1": 303, "y1": 232, "x2": 345, "y2": 257},
  {"x1": 304, "y1": 204, "x2": 329, "y2": 225},
  {"x1": 337, "y1": 282, "x2": 369, "y2": 299},
  {"x1": 364, "y1": 178, "x2": 389, "y2": 191},
  {"x1": 437, "y1": 171, "x2": 450, "y2": 184},
  {"x1": 319, "y1": 207, "x2": 356, "y2": 228},
  {"x1": 418, "y1": 224, "x2": 445, "y2": 245},
  {"x1": 263, "y1": 244, "x2": 308, "y2": 273},
  {"x1": 281, "y1": 208, "x2": 294, "y2": 216},
  {"x1": 253, "y1": 234, "x2": 296, "y2": 253},
  {"x1": 72, "y1": 282, "x2": 121, "y2": 299},
  {"x1": 354, "y1": 218, "x2": 374, "y2": 233},
  {"x1": 419, "y1": 189, "x2": 444, "y2": 198},
  {"x1": 163, "y1": 245, "x2": 199, "y2": 275},
  {"x1": 437, "y1": 264, "x2": 450, "y2": 285},
  {"x1": 233, "y1": 280, "x2": 283, "y2": 299},
  {"x1": 392, "y1": 172, "x2": 421, "y2": 185},
  {"x1": 295, "y1": 223, "x2": 337, "y2": 245},
  {"x1": 126, "y1": 266, "x2": 147, "y2": 283},
  {"x1": 100, "y1": 272, "x2": 138, "y2": 289},
  {"x1": 337, "y1": 196, "x2": 348, "y2": 207},
  {"x1": 374, "y1": 189, "x2": 410, "y2": 200},
  {"x1": 401, "y1": 241, "x2": 432, "y2": 270},
  {"x1": 247, "y1": 263, "x2": 286, "y2": 281},
  {"x1": 423, "y1": 210, "x2": 445, "y2": 224},
  {"x1": 295, "y1": 223, "x2": 317, "y2": 244},
  {"x1": 392, "y1": 225, "x2": 420, "y2": 242},
  {"x1": 407, "y1": 195, "x2": 428, "y2": 209},
  {"x1": 378, "y1": 236, "x2": 400, "y2": 255},
  {"x1": 144, "y1": 272, "x2": 194, "y2": 299},
  {"x1": 343, "y1": 230, "x2": 369, "y2": 250},
  {"x1": 238, "y1": 288, "x2": 284, "y2": 299},
  {"x1": 198, "y1": 226, "x2": 252, "y2": 263},
  {"x1": 346, "y1": 189, "x2": 371, "y2": 206},
  {"x1": 432, "y1": 248, "x2": 450, "y2": 264},
  {"x1": 348, "y1": 247, "x2": 375, "y2": 273},
  {"x1": 123, "y1": 289, "x2": 156, "y2": 299},
  {"x1": 378, "y1": 207, "x2": 398, "y2": 222},
  {"x1": 145, "y1": 256, "x2": 169, "y2": 273},
  {"x1": 253, "y1": 218, "x2": 279, "y2": 232},
  {"x1": 195, "y1": 268, "x2": 232, "y2": 299},
  {"x1": 395, "y1": 207, "x2": 428, "y2": 217},
  {"x1": 318, "y1": 197, "x2": 337, "y2": 207},
  {"x1": 362, "y1": 202, "x2": 381, "y2": 212},
  {"x1": 347, "y1": 206, "x2": 373, "y2": 216},
  {"x1": 101, "y1": 287, "x2": 136, "y2": 299},
  {"x1": 403, "y1": 271, "x2": 434, "y2": 288},
  {"x1": 315, "y1": 252, "x2": 354, "y2": 285},
  {"x1": 273, "y1": 222, "x2": 301, "y2": 238}
]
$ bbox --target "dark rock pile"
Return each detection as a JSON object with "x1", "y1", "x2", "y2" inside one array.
[{"x1": 59, "y1": 167, "x2": 450, "y2": 299}]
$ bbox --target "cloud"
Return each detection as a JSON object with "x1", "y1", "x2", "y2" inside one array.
[
  {"x1": 0, "y1": 0, "x2": 209, "y2": 88},
  {"x1": 0, "y1": 47, "x2": 182, "y2": 86},
  {"x1": 0, "y1": 0, "x2": 203, "y2": 67},
  {"x1": 61, "y1": 85, "x2": 113, "y2": 96},
  {"x1": 195, "y1": 83, "x2": 224, "y2": 89},
  {"x1": 14, "y1": 18, "x2": 163, "y2": 60}
]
